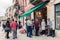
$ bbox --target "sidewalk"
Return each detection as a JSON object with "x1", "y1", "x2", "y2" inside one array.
[{"x1": 0, "y1": 27, "x2": 60, "y2": 40}]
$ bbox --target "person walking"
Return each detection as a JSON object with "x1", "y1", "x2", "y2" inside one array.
[
  {"x1": 5, "y1": 18, "x2": 10, "y2": 39},
  {"x1": 26, "y1": 18, "x2": 33, "y2": 37},
  {"x1": 10, "y1": 19, "x2": 17, "y2": 39},
  {"x1": 34, "y1": 19, "x2": 40, "y2": 36},
  {"x1": 41, "y1": 19, "x2": 46, "y2": 35},
  {"x1": 2, "y1": 22, "x2": 6, "y2": 31}
]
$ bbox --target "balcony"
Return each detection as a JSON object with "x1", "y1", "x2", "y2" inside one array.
[
  {"x1": 30, "y1": 0, "x2": 50, "y2": 5},
  {"x1": 30, "y1": 0, "x2": 42, "y2": 5}
]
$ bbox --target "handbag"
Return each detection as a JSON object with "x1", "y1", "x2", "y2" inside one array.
[{"x1": 5, "y1": 27, "x2": 10, "y2": 30}]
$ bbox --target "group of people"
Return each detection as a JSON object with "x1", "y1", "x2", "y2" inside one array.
[
  {"x1": 2, "y1": 18, "x2": 22, "y2": 39},
  {"x1": 26, "y1": 18, "x2": 55, "y2": 38},
  {"x1": 2, "y1": 17, "x2": 55, "y2": 39}
]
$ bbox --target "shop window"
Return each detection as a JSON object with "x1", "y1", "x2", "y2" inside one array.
[{"x1": 55, "y1": 3, "x2": 60, "y2": 30}]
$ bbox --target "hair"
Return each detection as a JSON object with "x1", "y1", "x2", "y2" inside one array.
[
  {"x1": 7, "y1": 18, "x2": 10, "y2": 21},
  {"x1": 32, "y1": 19, "x2": 34, "y2": 21},
  {"x1": 12, "y1": 19, "x2": 14, "y2": 21},
  {"x1": 19, "y1": 21, "x2": 21, "y2": 24},
  {"x1": 25, "y1": 19, "x2": 28, "y2": 21},
  {"x1": 15, "y1": 21, "x2": 17, "y2": 23}
]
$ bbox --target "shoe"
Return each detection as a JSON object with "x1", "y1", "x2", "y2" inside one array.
[
  {"x1": 29, "y1": 36, "x2": 32, "y2": 38},
  {"x1": 6, "y1": 37, "x2": 10, "y2": 39},
  {"x1": 47, "y1": 34, "x2": 50, "y2": 36},
  {"x1": 35, "y1": 35, "x2": 39, "y2": 36},
  {"x1": 13, "y1": 38, "x2": 15, "y2": 39},
  {"x1": 28, "y1": 35, "x2": 32, "y2": 38},
  {"x1": 42, "y1": 35, "x2": 45, "y2": 36},
  {"x1": 15, "y1": 37, "x2": 17, "y2": 39}
]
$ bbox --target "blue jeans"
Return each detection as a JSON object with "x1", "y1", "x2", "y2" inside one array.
[
  {"x1": 12, "y1": 29, "x2": 17, "y2": 38},
  {"x1": 26, "y1": 26, "x2": 32, "y2": 37}
]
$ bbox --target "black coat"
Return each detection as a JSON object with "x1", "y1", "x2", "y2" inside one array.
[
  {"x1": 5, "y1": 21, "x2": 10, "y2": 32},
  {"x1": 6, "y1": 21, "x2": 10, "y2": 28}
]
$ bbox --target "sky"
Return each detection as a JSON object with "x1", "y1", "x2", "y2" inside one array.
[{"x1": 0, "y1": 0, "x2": 13, "y2": 16}]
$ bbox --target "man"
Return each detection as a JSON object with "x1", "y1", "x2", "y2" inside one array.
[
  {"x1": 47, "y1": 18, "x2": 52, "y2": 36},
  {"x1": 10, "y1": 19, "x2": 17, "y2": 39},
  {"x1": 26, "y1": 18, "x2": 33, "y2": 37}
]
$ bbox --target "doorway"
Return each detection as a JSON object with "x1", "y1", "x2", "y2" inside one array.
[
  {"x1": 34, "y1": 7, "x2": 48, "y2": 34},
  {"x1": 34, "y1": 7, "x2": 47, "y2": 24}
]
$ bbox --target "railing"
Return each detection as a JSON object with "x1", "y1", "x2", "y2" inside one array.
[
  {"x1": 30, "y1": 0, "x2": 42, "y2": 5},
  {"x1": 30, "y1": 0, "x2": 50, "y2": 5}
]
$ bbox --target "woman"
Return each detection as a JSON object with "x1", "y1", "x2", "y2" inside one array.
[
  {"x1": 34, "y1": 19, "x2": 40, "y2": 36},
  {"x1": 5, "y1": 18, "x2": 10, "y2": 39},
  {"x1": 18, "y1": 21, "x2": 22, "y2": 29},
  {"x1": 41, "y1": 19, "x2": 46, "y2": 35}
]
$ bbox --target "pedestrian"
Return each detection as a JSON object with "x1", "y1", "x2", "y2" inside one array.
[
  {"x1": 15, "y1": 21, "x2": 18, "y2": 38},
  {"x1": 18, "y1": 21, "x2": 22, "y2": 29},
  {"x1": 31, "y1": 19, "x2": 34, "y2": 35},
  {"x1": 41, "y1": 19, "x2": 46, "y2": 35},
  {"x1": 15, "y1": 21, "x2": 18, "y2": 31},
  {"x1": 10, "y1": 19, "x2": 17, "y2": 39},
  {"x1": 2, "y1": 22, "x2": 6, "y2": 31},
  {"x1": 34, "y1": 19, "x2": 40, "y2": 36},
  {"x1": 26, "y1": 18, "x2": 33, "y2": 37},
  {"x1": 32, "y1": 19, "x2": 34, "y2": 30},
  {"x1": 5, "y1": 18, "x2": 10, "y2": 39},
  {"x1": 47, "y1": 18, "x2": 52, "y2": 36}
]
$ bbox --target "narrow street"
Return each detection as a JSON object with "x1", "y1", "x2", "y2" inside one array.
[
  {"x1": 0, "y1": 27, "x2": 60, "y2": 40},
  {"x1": 0, "y1": 0, "x2": 60, "y2": 40}
]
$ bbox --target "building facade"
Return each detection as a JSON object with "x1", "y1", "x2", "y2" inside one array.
[
  {"x1": 22, "y1": 0, "x2": 60, "y2": 37},
  {"x1": 6, "y1": 0, "x2": 60, "y2": 37},
  {"x1": 47, "y1": 0, "x2": 60, "y2": 37}
]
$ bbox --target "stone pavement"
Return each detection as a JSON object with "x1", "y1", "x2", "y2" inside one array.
[{"x1": 0, "y1": 27, "x2": 60, "y2": 40}]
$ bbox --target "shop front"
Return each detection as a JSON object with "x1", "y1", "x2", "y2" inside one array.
[
  {"x1": 34, "y1": 7, "x2": 47, "y2": 24},
  {"x1": 34, "y1": 7, "x2": 48, "y2": 34}
]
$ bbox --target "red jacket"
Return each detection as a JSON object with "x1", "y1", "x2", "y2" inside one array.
[{"x1": 10, "y1": 21, "x2": 17, "y2": 30}]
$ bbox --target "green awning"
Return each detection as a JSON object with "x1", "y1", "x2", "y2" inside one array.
[{"x1": 19, "y1": 1, "x2": 49, "y2": 18}]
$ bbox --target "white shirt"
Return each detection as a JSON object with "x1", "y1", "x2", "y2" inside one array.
[
  {"x1": 41, "y1": 21, "x2": 46, "y2": 30},
  {"x1": 26, "y1": 20, "x2": 32, "y2": 26},
  {"x1": 47, "y1": 20, "x2": 52, "y2": 28}
]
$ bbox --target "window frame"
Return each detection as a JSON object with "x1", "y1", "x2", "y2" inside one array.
[{"x1": 55, "y1": 3, "x2": 60, "y2": 30}]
